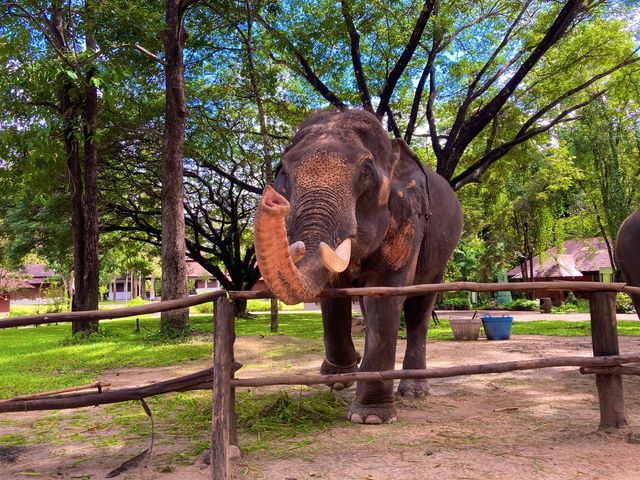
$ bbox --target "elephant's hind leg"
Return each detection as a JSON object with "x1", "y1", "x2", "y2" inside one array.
[
  {"x1": 397, "y1": 293, "x2": 436, "y2": 397},
  {"x1": 320, "y1": 296, "x2": 359, "y2": 390}
]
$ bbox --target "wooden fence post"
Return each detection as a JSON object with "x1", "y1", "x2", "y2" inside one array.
[
  {"x1": 211, "y1": 297, "x2": 235, "y2": 479},
  {"x1": 588, "y1": 291, "x2": 629, "y2": 430}
]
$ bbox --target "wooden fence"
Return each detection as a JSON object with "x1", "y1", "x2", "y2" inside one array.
[{"x1": 1, "y1": 281, "x2": 639, "y2": 479}]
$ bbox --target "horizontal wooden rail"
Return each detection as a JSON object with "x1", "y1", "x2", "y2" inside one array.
[
  {"x1": 231, "y1": 353, "x2": 640, "y2": 387},
  {"x1": 580, "y1": 365, "x2": 640, "y2": 375},
  {"x1": 1, "y1": 281, "x2": 638, "y2": 330},
  {"x1": 228, "y1": 281, "x2": 640, "y2": 300},
  {"x1": 0, "y1": 290, "x2": 227, "y2": 329},
  {"x1": 2, "y1": 355, "x2": 637, "y2": 413},
  {"x1": 3, "y1": 354, "x2": 638, "y2": 413}
]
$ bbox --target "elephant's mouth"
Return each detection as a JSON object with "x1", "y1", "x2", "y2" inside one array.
[{"x1": 254, "y1": 186, "x2": 352, "y2": 304}]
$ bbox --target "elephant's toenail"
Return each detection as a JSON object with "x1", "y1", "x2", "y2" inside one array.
[
  {"x1": 364, "y1": 415, "x2": 383, "y2": 424},
  {"x1": 388, "y1": 416, "x2": 397, "y2": 424},
  {"x1": 349, "y1": 413, "x2": 363, "y2": 423}
]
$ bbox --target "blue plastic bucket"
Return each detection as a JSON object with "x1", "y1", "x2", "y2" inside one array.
[{"x1": 481, "y1": 315, "x2": 513, "y2": 340}]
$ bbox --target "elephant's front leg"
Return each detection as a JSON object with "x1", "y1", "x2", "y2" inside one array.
[
  {"x1": 397, "y1": 293, "x2": 436, "y2": 397},
  {"x1": 320, "y1": 295, "x2": 359, "y2": 390},
  {"x1": 348, "y1": 295, "x2": 403, "y2": 424}
]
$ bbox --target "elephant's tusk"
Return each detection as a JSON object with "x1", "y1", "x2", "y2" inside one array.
[
  {"x1": 319, "y1": 238, "x2": 351, "y2": 273},
  {"x1": 288, "y1": 241, "x2": 305, "y2": 264}
]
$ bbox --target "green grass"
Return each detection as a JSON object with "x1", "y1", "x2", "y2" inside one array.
[
  {"x1": 246, "y1": 299, "x2": 305, "y2": 312},
  {"x1": 102, "y1": 389, "x2": 348, "y2": 455},
  {"x1": 1, "y1": 312, "x2": 639, "y2": 398},
  {"x1": 1, "y1": 311, "x2": 639, "y2": 468}
]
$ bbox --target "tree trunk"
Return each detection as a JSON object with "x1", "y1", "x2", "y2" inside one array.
[
  {"x1": 270, "y1": 298, "x2": 279, "y2": 333},
  {"x1": 160, "y1": 0, "x2": 189, "y2": 337},
  {"x1": 63, "y1": 3, "x2": 100, "y2": 335},
  {"x1": 233, "y1": 299, "x2": 247, "y2": 318},
  {"x1": 150, "y1": 274, "x2": 156, "y2": 300}
]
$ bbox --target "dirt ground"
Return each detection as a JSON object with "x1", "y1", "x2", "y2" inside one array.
[{"x1": 2, "y1": 334, "x2": 640, "y2": 480}]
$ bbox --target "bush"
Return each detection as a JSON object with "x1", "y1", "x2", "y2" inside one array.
[
  {"x1": 192, "y1": 302, "x2": 214, "y2": 314},
  {"x1": 552, "y1": 303, "x2": 580, "y2": 313},
  {"x1": 616, "y1": 293, "x2": 635, "y2": 314},
  {"x1": 442, "y1": 297, "x2": 471, "y2": 310},
  {"x1": 128, "y1": 296, "x2": 146, "y2": 306},
  {"x1": 510, "y1": 299, "x2": 539, "y2": 311}
]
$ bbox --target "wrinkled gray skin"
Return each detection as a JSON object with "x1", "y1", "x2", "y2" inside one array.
[
  {"x1": 617, "y1": 207, "x2": 640, "y2": 318},
  {"x1": 255, "y1": 110, "x2": 463, "y2": 424}
]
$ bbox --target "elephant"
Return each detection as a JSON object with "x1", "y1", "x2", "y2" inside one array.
[
  {"x1": 254, "y1": 109, "x2": 463, "y2": 424},
  {"x1": 616, "y1": 207, "x2": 640, "y2": 318}
]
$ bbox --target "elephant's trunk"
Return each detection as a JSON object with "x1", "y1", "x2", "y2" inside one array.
[{"x1": 254, "y1": 186, "x2": 327, "y2": 304}]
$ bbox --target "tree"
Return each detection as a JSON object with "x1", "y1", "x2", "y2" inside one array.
[
  {"x1": 0, "y1": 1, "x2": 103, "y2": 333},
  {"x1": 249, "y1": 0, "x2": 638, "y2": 189},
  {"x1": 158, "y1": 0, "x2": 197, "y2": 336},
  {"x1": 567, "y1": 98, "x2": 640, "y2": 273}
]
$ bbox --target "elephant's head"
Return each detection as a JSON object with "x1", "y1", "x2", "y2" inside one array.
[{"x1": 254, "y1": 110, "x2": 429, "y2": 304}]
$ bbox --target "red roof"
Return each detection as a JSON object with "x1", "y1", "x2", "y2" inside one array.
[
  {"x1": 508, "y1": 238, "x2": 611, "y2": 279},
  {"x1": 186, "y1": 260, "x2": 212, "y2": 279},
  {"x1": 21, "y1": 264, "x2": 55, "y2": 285}
]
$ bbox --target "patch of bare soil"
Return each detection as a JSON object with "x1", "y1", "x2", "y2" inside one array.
[{"x1": 2, "y1": 335, "x2": 640, "y2": 479}]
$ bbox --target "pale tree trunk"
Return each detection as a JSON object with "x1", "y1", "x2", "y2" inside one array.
[
  {"x1": 150, "y1": 274, "x2": 156, "y2": 300},
  {"x1": 242, "y1": 0, "x2": 278, "y2": 330},
  {"x1": 160, "y1": 0, "x2": 189, "y2": 336}
]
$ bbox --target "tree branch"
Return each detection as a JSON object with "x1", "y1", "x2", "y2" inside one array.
[
  {"x1": 455, "y1": 0, "x2": 585, "y2": 152},
  {"x1": 246, "y1": 9, "x2": 346, "y2": 109},
  {"x1": 341, "y1": 0, "x2": 373, "y2": 111},
  {"x1": 132, "y1": 44, "x2": 168, "y2": 66},
  {"x1": 376, "y1": 0, "x2": 436, "y2": 116},
  {"x1": 451, "y1": 91, "x2": 605, "y2": 190}
]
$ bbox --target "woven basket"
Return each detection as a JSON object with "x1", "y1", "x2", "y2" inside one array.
[{"x1": 449, "y1": 317, "x2": 482, "y2": 341}]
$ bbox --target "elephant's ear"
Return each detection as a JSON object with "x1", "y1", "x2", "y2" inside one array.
[{"x1": 375, "y1": 139, "x2": 431, "y2": 272}]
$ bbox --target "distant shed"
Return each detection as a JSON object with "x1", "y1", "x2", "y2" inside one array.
[{"x1": 507, "y1": 238, "x2": 613, "y2": 302}]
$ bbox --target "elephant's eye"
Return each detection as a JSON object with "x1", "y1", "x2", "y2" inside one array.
[
  {"x1": 274, "y1": 171, "x2": 290, "y2": 195},
  {"x1": 358, "y1": 163, "x2": 378, "y2": 194}
]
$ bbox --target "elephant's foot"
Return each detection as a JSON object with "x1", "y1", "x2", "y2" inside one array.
[
  {"x1": 348, "y1": 402, "x2": 397, "y2": 424},
  {"x1": 320, "y1": 356, "x2": 359, "y2": 391},
  {"x1": 397, "y1": 378, "x2": 429, "y2": 397}
]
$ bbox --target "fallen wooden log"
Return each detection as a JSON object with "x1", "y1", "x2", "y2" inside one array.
[
  {"x1": 0, "y1": 369, "x2": 210, "y2": 413},
  {"x1": 0, "y1": 362, "x2": 243, "y2": 413},
  {"x1": 8, "y1": 382, "x2": 111, "y2": 401}
]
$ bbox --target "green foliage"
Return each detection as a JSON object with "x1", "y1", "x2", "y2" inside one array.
[
  {"x1": 191, "y1": 302, "x2": 214, "y2": 314},
  {"x1": 616, "y1": 293, "x2": 635, "y2": 314},
  {"x1": 510, "y1": 299, "x2": 539, "y2": 311},
  {"x1": 552, "y1": 299, "x2": 590, "y2": 314},
  {"x1": 127, "y1": 296, "x2": 146, "y2": 307},
  {"x1": 441, "y1": 297, "x2": 472, "y2": 310}
]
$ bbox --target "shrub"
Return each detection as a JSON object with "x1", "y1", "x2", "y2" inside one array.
[
  {"x1": 442, "y1": 297, "x2": 471, "y2": 310},
  {"x1": 192, "y1": 302, "x2": 214, "y2": 314},
  {"x1": 128, "y1": 296, "x2": 146, "y2": 306},
  {"x1": 616, "y1": 293, "x2": 635, "y2": 314},
  {"x1": 552, "y1": 303, "x2": 579, "y2": 313},
  {"x1": 510, "y1": 299, "x2": 539, "y2": 311}
]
